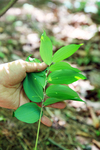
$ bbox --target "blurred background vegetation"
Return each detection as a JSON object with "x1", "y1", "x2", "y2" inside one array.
[{"x1": 0, "y1": 0, "x2": 100, "y2": 150}]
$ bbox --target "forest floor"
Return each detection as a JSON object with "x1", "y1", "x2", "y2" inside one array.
[{"x1": 0, "y1": 0, "x2": 100, "y2": 150}]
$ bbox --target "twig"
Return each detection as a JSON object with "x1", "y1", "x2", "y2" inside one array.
[{"x1": 0, "y1": 0, "x2": 18, "y2": 17}]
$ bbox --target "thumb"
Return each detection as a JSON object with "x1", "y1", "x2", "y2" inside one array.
[{"x1": 25, "y1": 62, "x2": 48, "y2": 73}]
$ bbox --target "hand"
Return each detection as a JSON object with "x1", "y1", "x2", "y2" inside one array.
[{"x1": 0, "y1": 60, "x2": 66, "y2": 126}]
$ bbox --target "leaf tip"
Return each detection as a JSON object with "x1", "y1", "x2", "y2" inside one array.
[
  {"x1": 41, "y1": 30, "x2": 46, "y2": 37},
  {"x1": 77, "y1": 99, "x2": 86, "y2": 103},
  {"x1": 41, "y1": 31, "x2": 46, "y2": 41},
  {"x1": 84, "y1": 101, "x2": 87, "y2": 104},
  {"x1": 25, "y1": 54, "x2": 33, "y2": 62}
]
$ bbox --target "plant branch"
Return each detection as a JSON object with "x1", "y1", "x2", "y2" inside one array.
[
  {"x1": 34, "y1": 68, "x2": 50, "y2": 150},
  {"x1": 34, "y1": 105, "x2": 43, "y2": 150},
  {"x1": 0, "y1": 0, "x2": 18, "y2": 17}
]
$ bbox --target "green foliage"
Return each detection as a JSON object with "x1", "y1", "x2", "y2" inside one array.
[
  {"x1": 96, "y1": 1, "x2": 100, "y2": 15},
  {"x1": 14, "y1": 31, "x2": 85, "y2": 123},
  {"x1": 65, "y1": 1, "x2": 87, "y2": 13},
  {"x1": 6, "y1": 15, "x2": 16, "y2": 22},
  {"x1": 14, "y1": 103, "x2": 42, "y2": 123},
  {"x1": 45, "y1": 84, "x2": 84, "y2": 102},
  {"x1": 95, "y1": 130, "x2": 100, "y2": 136},
  {"x1": 25, "y1": 54, "x2": 33, "y2": 62},
  {"x1": 23, "y1": 55, "x2": 46, "y2": 102},
  {"x1": 47, "y1": 69, "x2": 86, "y2": 84},
  {"x1": 53, "y1": 44, "x2": 83, "y2": 63},
  {"x1": 49, "y1": 61, "x2": 81, "y2": 72},
  {"x1": 44, "y1": 98, "x2": 62, "y2": 106},
  {"x1": 0, "y1": 52, "x2": 5, "y2": 58},
  {"x1": 23, "y1": 56, "x2": 46, "y2": 103},
  {"x1": 23, "y1": 72, "x2": 44, "y2": 102},
  {"x1": 14, "y1": 31, "x2": 86, "y2": 149},
  {"x1": 40, "y1": 31, "x2": 53, "y2": 65}
]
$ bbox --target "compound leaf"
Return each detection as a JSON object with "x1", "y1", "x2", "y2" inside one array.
[
  {"x1": 14, "y1": 103, "x2": 42, "y2": 123},
  {"x1": 47, "y1": 69, "x2": 86, "y2": 84},
  {"x1": 53, "y1": 44, "x2": 83, "y2": 62},
  {"x1": 40, "y1": 31, "x2": 53, "y2": 65},
  {"x1": 46, "y1": 84, "x2": 84, "y2": 102}
]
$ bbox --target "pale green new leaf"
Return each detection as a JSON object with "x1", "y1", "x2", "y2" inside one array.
[
  {"x1": 14, "y1": 103, "x2": 42, "y2": 123},
  {"x1": 40, "y1": 31, "x2": 53, "y2": 65},
  {"x1": 49, "y1": 61, "x2": 80, "y2": 72},
  {"x1": 46, "y1": 84, "x2": 84, "y2": 102},
  {"x1": 47, "y1": 69, "x2": 86, "y2": 84},
  {"x1": 53, "y1": 44, "x2": 83, "y2": 62}
]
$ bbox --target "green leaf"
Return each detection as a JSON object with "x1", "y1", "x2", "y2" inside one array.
[
  {"x1": 44, "y1": 98, "x2": 64, "y2": 106},
  {"x1": 25, "y1": 54, "x2": 33, "y2": 62},
  {"x1": 23, "y1": 55, "x2": 46, "y2": 102},
  {"x1": 14, "y1": 103, "x2": 42, "y2": 123},
  {"x1": 53, "y1": 44, "x2": 83, "y2": 62},
  {"x1": 32, "y1": 58, "x2": 41, "y2": 63},
  {"x1": 49, "y1": 61, "x2": 81, "y2": 72},
  {"x1": 33, "y1": 70, "x2": 46, "y2": 87},
  {"x1": 46, "y1": 84, "x2": 84, "y2": 102},
  {"x1": 26, "y1": 55, "x2": 41, "y2": 63},
  {"x1": 47, "y1": 69, "x2": 86, "y2": 84},
  {"x1": 0, "y1": 52, "x2": 5, "y2": 58},
  {"x1": 40, "y1": 31, "x2": 53, "y2": 65},
  {"x1": 23, "y1": 72, "x2": 43, "y2": 102}
]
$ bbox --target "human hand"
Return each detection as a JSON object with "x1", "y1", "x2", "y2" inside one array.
[{"x1": 0, "y1": 60, "x2": 66, "y2": 126}]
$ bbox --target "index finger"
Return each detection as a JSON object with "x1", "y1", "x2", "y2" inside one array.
[{"x1": 25, "y1": 62, "x2": 47, "y2": 72}]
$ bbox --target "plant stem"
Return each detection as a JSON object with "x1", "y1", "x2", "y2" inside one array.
[
  {"x1": 34, "y1": 105, "x2": 43, "y2": 150},
  {"x1": 34, "y1": 68, "x2": 50, "y2": 150},
  {"x1": 0, "y1": 0, "x2": 18, "y2": 17}
]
